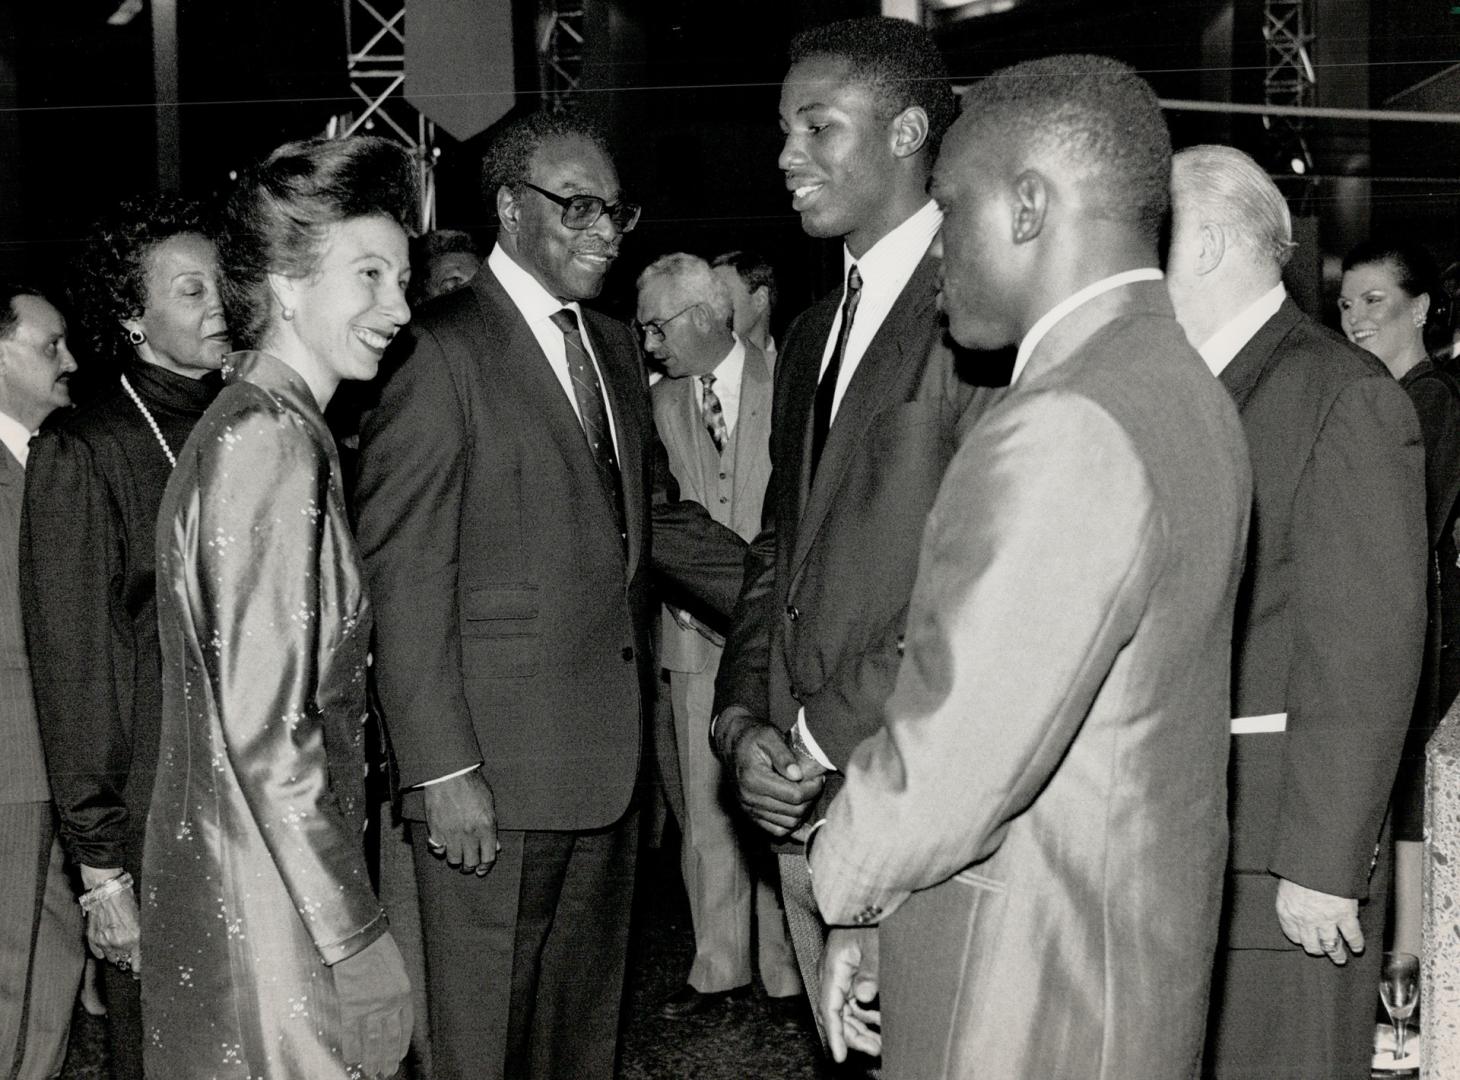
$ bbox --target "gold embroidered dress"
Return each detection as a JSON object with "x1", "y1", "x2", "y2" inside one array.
[{"x1": 142, "y1": 351, "x2": 383, "y2": 1079}]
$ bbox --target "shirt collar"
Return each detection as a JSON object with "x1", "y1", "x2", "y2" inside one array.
[
  {"x1": 706, "y1": 334, "x2": 745, "y2": 386},
  {"x1": 488, "y1": 243, "x2": 584, "y2": 326},
  {"x1": 1013, "y1": 268, "x2": 1165, "y2": 383},
  {"x1": 0, "y1": 410, "x2": 34, "y2": 468},
  {"x1": 842, "y1": 200, "x2": 942, "y2": 294},
  {"x1": 1198, "y1": 282, "x2": 1287, "y2": 376}
]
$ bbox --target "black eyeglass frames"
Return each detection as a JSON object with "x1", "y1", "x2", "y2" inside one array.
[
  {"x1": 522, "y1": 182, "x2": 642, "y2": 233},
  {"x1": 634, "y1": 303, "x2": 699, "y2": 341}
]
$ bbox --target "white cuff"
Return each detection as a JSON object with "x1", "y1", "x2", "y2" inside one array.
[
  {"x1": 794, "y1": 709, "x2": 837, "y2": 772},
  {"x1": 414, "y1": 763, "x2": 481, "y2": 789}
]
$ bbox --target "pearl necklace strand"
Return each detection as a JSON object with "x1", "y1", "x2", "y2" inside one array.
[{"x1": 119, "y1": 374, "x2": 177, "y2": 468}]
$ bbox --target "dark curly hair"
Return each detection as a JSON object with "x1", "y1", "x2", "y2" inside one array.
[
  {"x1": 788, "y1": 17, "x2": 957, "y2": 163},
  {"x1": 67, "y1": 194, "x2": 211, "y2": 371},
  {"x1": 479, "y1": 110, "x2": 614, "y2": 219},
  {"x1": 219, "y1": 135, "x2": 419, "y2": 350},
  {"x1": 961, "y1": 55, "x2": 1171, "y2": 247}
]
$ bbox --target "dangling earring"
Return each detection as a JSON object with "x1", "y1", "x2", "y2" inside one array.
[
  {"x1": 127, "y1": 328, "x2": 146, "y2": 346},
  {"x1": 281, "y1": 306, "x2": 295, "y2": 322}
]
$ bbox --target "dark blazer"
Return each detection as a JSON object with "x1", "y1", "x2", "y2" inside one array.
[
  {"x1": 353, "y1": 264, "x2": 746, "y2": 832},
  {"x1": 0, "y1": 444, "x2": 46, "y2": 807},
  {"x1": 714, "y1": 252, "x2": 1003, "y2": 789},
  {"x1": 1221, "y1": 298, "x2": 1427, "y2": 947}
]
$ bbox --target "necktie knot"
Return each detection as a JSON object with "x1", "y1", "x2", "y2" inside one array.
[
  {"x1": 701, "y1": 373, "x2": 716, "y2": 390},
  {"x1": 550, "y1": 308, "x2": 581, "y2": 337},
  {"x1": 700, "y1": 373, "x2": 728, "y2": 453}
]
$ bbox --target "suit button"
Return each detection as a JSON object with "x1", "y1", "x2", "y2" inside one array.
[
  {"x1": 786, "y1": 605, "x2": 799, "y2": 622},
  {"x1": 622, "y1": 646, "x2": 634, "y2": 662},
  {"x1": 719, "y1": 496, "x2": 728, "y2": 504},
  {"x1": 896, "y1": 635, "x2": 906, "y2": 657},
  {"x1": 719, "y1": 472, "x2": 727, "y2": 480},
  {"x1": 853, "y1": 905, "x2": 882, "y2": 925}
]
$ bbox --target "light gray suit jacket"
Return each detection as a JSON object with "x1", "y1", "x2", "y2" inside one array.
[
  {"x1": 653, "y1": 340, "x2": 773, "y2": 675},
  {"x1": 0, "y1": 443, "x2": 48, "y2": 806},
  {"x1": 810, "y1": 281, "x2": 1252, "y2": 1079}
]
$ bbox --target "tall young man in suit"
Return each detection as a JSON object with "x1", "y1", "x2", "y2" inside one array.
[
  {"x1": 709, "y1": 15, "x2": 998, "y2": 1038},
  {"x1": 0, "y1": 285, "x2": 82, "y2": 1080},
  {"x1": 809, "y1": 56, "x2": 1252, "y2": 1079},
  {"x1": 1167, "y1": 145, "x2": 1427, "y2": 1080},
  {"x1": 353, "y1": 113, "x2": 746, "y2": 1080},
  {"x1": 636, "y1": 253, "x2": 801, "y2": 1020}
]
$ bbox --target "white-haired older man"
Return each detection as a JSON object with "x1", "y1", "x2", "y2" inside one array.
[
  {"x1": 1167, "y1": 144, "x2": 1427, "y2": 1079},
  {"x1": 635, "y1": 253, "x2": 802, "y2": 1020}
]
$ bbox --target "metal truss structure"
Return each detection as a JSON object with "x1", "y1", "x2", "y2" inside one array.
[
  {"x1": 1262, "y1": 0, "x2": 1317, "y2": 177},
  {"x1": 334, "y1": 0, "x2": 438, "y2": 230},
  {"x1": 538, "y1": 3, "x2": 586, "y2": 113}
]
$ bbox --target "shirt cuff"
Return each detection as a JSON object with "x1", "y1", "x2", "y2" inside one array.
[
  {"x1": 414, "y1": 763, "x2": 481, "y2": 789},
  {"x1": 793, "y1": 709, "x2": 837, "y2": 772}
]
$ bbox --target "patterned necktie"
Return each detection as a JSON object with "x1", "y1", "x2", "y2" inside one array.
[
  {"x1": 700, "y1": 373, "x2": 728, "y2": 453},
  {"x1": 810, "y1": 264, "x2": 863, "y2": 484},
  {"x1": 549, "y1": 308, "x2": 626, "y2": 541}
]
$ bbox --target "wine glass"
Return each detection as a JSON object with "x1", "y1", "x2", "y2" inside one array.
[{"x1": 1380, "y1": 950, "x2": 1420, "y2": 1063}]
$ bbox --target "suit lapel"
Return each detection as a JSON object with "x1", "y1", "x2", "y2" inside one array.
[
  {"x1": 471, "y1": 270, "x2": 633, "y2": 571},
  {"x1": 732, "y1": 343, "x2": 772, "y2": 512},
  {"x1": 1219, "y1": 298, "x2": 1303, "y2": 412},
  {"x1": 583, "y1": 310, "x2": 645, "y2": 579},
  {"x1": 790, "y1": 254, "x2": 939, "y2": 579}
]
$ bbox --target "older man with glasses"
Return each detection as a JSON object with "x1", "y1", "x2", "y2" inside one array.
[{"x1": 354, "y1": 111, "x2": 747, "y2": 1080}]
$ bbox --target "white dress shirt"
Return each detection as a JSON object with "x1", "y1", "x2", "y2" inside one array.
[
  {"x1": 819, "y1": 200, "x2": 943, "y2": 421},
  {"x1": 0, "y1": 411, "x2": 33, "y2": 468},
  {"x1": 703, "y1": 335, "x2": 746, "y2": 436},
  {"x1": 1197, "y1": 282, "x2": 1287, "y2": 377},
  {"x1": 420, "y1": 245, "x2": 626, "y2": 791}
]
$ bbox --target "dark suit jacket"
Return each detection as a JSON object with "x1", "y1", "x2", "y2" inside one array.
[
  {"x1": 1222, "y1": 298, "x2": 1427, "y2": 947},
  {"x1": 714, "y1": 251, "x2": 1003, "y2": 794},
  {"x1": 0, "y1": 444, "x2": 47, "y2": 807},
  {"x1": 353, "y1": 264, "x2": 746, "y2": 832}
]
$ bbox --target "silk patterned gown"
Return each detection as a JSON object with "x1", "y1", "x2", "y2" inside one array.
[{"x1": 142, "y1": 351, "x2": 385, "y2": 1079}]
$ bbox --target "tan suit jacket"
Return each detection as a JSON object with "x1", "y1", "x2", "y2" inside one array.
[
  {"x1": 655, "y1": 341, "x2": 773, "y2": 674},
  {"x1": 811, "y1": 282, "x2": 1252, "y2": 1079}
]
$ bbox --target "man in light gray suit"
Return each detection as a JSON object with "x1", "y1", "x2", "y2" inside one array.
[
  {"x1": 0, "y1": 284, "x2": 82, "y2": 1080},
  {"x1": 807, "y1": 57, "x2": 1252, "y2": 1078},
  {"x1": 636, "y1": 254, "x2": 801, "y2": 1019}
]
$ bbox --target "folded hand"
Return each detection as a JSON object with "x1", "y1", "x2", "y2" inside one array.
[
  {"x1": 718, "y1": 711, "x2": 823, "y2": 837},
  {"x1": 1275, "y1": 876, "x2": 1363, "y2": 965},
  {"x1": 423, "y1": 769, "x2": 499, "y2": 876},
  {"x1": 821, "y1": 927, "x2": 881, "y2": 1062}
]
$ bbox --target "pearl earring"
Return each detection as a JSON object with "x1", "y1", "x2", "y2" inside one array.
[
  {"x1": 127, "y1": 329, "x2": 146, "y2": 346},
  {"x1": 281, "y1": 307, "x2": 295, "y2": 322}
]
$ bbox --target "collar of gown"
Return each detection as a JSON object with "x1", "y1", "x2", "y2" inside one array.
[{"x1": 124, "y1": 357, "x2": 223, "y2": 416}]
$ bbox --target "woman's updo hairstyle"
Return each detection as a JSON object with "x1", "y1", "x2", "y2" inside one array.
[{"x1": 219, "y1": 135, "x2": 418, "y2": 350}]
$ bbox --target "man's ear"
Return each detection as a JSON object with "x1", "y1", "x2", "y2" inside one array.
[
  {"x1": 750, "y1": 285, "x2": 770, "y2": 317},
  {"x1": 496, "y1": 185, "x2": 521, "y2": 237},
  {"x1": 889, "y1": 106, "x2": 930, "y2": 161},
  {"x1": 1196, "y1": 222, "x2": 1226, "y2": 276},
  {"x1": 1011, "y1": 170, "x2": 1048, "y2": 246}
]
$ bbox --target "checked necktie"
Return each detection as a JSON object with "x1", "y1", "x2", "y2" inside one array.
[
  {"x1": 700, "y1": 373, "x2": 728, "y2": 454},
  {"x1": 550, "y1": 308, "x2": 626, "y2": 541},
  {"x1": 809, "y1": 263, "x2": 862, "y2": 484}
]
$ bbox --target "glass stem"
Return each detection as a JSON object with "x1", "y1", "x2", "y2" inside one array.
[{"x1": 1394, "y1": 1017, "x2": 1408, "y2": 1061}]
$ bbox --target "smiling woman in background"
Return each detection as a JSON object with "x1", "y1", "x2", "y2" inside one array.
[
  {"x1": 141, "y1": 134, "x2": 416, "y2": 1080},
  {"x1": 19, "y1": 193, "x2": 230, "y2": 1080},
  {"x1": 1340, "y1": 237, "x2": 1460, "y2": 960}
]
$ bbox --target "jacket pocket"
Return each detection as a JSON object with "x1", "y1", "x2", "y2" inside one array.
[{"x1": 464, "y1": 585, "x2": 540, "y2": 622}]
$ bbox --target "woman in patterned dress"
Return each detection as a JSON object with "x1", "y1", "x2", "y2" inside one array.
[{"x1": 141, "y1": 135, "x2": 416, "y2": 1080}]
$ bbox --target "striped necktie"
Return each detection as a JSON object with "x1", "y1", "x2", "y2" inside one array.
[
  {"x1": 700, "y1": 373, "x2": 728, "y2": 453},
  {"x1": 550, "y1": 308, "x2": 626, "y2": 541},
  {"x1": 810, "y1": 263, "x2": 862, "y2": 483}
]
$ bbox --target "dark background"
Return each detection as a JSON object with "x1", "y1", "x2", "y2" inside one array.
[{"x1": 3, "y1": 0, "x2": 1459, "y2": 338}]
